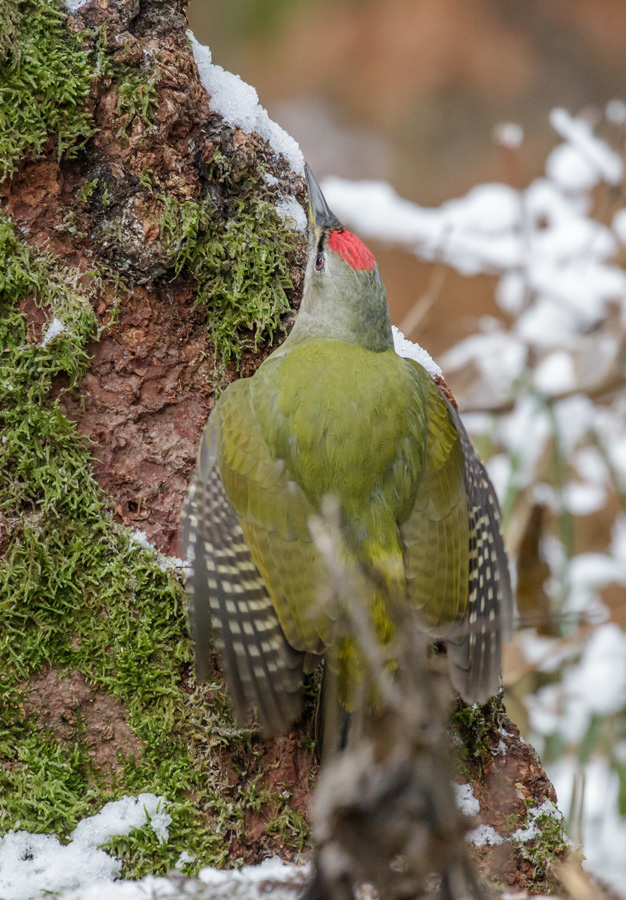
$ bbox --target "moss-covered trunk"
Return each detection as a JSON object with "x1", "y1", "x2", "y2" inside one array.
[
  {"x1": 0, "y1": 0, "x2": 313, "y2": 878},
  {"x1": 0, "y1": 0, "x2": 569, "y2": 894}
]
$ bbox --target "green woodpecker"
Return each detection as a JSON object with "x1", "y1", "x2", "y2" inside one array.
[{"x1": 181, "y1": 165, "x2": 513, "y2": 740}]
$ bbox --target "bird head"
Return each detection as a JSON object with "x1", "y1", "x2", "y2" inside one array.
[{"x1": 289, "y1": 165, "x2": 393, "y2": 352}]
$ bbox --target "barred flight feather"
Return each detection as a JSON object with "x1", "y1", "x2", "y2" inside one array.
[
  {"x1": 446, "y1": 408, "x2": 514, "y2": 703},
  {"x1": 184, "y1": 432, "x2": 304, "y2": 735}
]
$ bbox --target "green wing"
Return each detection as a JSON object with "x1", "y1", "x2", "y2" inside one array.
[
  {"x1": 445, "y1": 406, "x2": 514, "y2": 702},
  {"x1": 401, "y1": 359, "x2": 512, "y2": 703},
  {"x1": 183, "y1": 373, "x2": 341, "y2": 734},
  {"x1": 218, "y1": 378, "x2": 332, "y2": 655},
  {"x1": 401, "y1": 364, "x2": 469, "y2": 633}
]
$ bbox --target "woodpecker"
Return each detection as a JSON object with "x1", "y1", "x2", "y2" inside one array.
[{"x1": 181, "y1": 165, "x2": 513, "y2": 742}]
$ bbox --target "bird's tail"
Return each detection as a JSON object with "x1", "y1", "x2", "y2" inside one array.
[{"x1": 315, "y1": 661, "x2": 353, "y2": 761}]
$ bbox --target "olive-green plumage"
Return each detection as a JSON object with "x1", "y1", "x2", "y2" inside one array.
[{"x1": 181, "y1": 165, "x2": 513, "y2": 743}]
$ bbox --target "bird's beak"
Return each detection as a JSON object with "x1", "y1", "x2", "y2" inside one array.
[{"x1": 305, "y1": 163, "x2": 343, "y2": 232}]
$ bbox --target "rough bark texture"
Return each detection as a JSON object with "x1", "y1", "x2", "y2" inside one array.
[
  {"x1": 0, "y1": 0, "x2": 571, "y2": 894},
  {"x1": 456, "y1": 702, "x2": 566, "y2": 893},
  {"x1": 5, "y1": 0, "x2": 304, "y2": 557},
  {"x1": 23, "y1": 668, "x2": 145, "y2": 774}
]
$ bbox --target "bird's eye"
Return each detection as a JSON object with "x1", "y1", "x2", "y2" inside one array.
[{"x1": 315, "y1": 251, "x2": 325, "y2": 271}]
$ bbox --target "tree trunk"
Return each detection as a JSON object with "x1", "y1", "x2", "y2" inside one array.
[{"x1": 0, "y1": 0, "x2": 572, "y2": 895}]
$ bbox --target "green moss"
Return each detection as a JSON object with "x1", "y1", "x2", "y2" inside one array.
[
  {"x1": 116, "y1": 67, "x2": 160, "y2": 138},
  {"x1": 267, "y1": 800, "x2": 309, "y2": 854},
  {"x1": 140, "y1": 166, "x2": 154, "y2": 190},
  {"x1": 0, "y1": 0, "x2": 21, "y2": 65},
  {"x1": 158, "y1": 154, "x2": 299, "y2": 371},
  {"x1": 0, "y1": 211, "x2": 312, "y2": 879},
  {"x1": 453, "y1": 697, "x2": 503, "y2": 776},
  {"x1": 0, "y1": 12, "x2": 305, "y2": 867},
  {"x1": 510, "y1": 801, "x2": 569, "y2": 889},
  {"x1": 77, "y1": 177, "x2": 99, "y2": 203},
  {"x1": 0, "y1": 215, "x2": 293, "y2": 877},
  {"x1": 0, "y1": 0, "x2": 97, "y2": 180}
]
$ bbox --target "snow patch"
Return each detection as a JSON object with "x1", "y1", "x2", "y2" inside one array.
[
  {"x1": 500, "y1": 394, "x2": 552, "y2": 489},
  {"x1": 518, "y1": 631, "x2": 582, "y2": 675},
  {"x1": 275, "y1": 196, "x2": 307, "y2": 232},
  {"x1": 175, "y1": 850, "x2": 195, "y2": 870},
  {"x1": 0, "y1": 795, "x2": 170, "y2": 900},
  {"x1": 545, "y1": 143, "x2": 600, "y2": 195},
  {"x1": 187, "y1": 32, "x2": 303, "y2": 174},
  {"x1": 129, "y1": 529, "x2": 154, "y2": 551},
  {"x1": 561, "y1": 482, "x2": 606, "y2": 516},
  {"x1": 549, "y1": 107, "x2": 623, "y2": 187},
  {"x1": 493, "y1": 122, "x2": 524, "y2": 148},
  {"x1": 195, "y1": 859, "x2": 310, "y2": 900},
  {"x1": 453, "y1": 783, "x2": 480, "y2": 817},
  {"x1": 466, "y1": 824, "x2": 504, "y2": 846},
  {"x1": 392, "y1": 326, "x2": 442, "y2": 378},
  {"x1": 41, "y1": 317, "x2": 66, "y2": 347},
  {"x1": 34, "y1": 860, "x2": 309, "y2": 900},
  {"x1": 613, "y1": 207, "x2": 626, "y2": 245},
  {"x1": 511, "y1": 800, "x2": 563, "y2": 844},
  {"x1": 606, "y1": 99, "x2": 626, "y2": 125},
  {"x1": 533, "y1": 351, "x2": 576, "y2": 395},
  {"x1": 129, "y1": 529, "x2": 187, "y2": 572}
]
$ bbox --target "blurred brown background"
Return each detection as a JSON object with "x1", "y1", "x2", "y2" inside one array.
[{"x1": 187, "y1": 0, "x2": 626, "y2": 356}]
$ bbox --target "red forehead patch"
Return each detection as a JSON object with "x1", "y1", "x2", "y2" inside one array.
[{"x1": 327, "y1": 228, "x2": 376, "y2": 271}]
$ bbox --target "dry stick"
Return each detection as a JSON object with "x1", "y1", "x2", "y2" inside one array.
[{"x1": 306, "y1": 505, "x2": 483, "y2": 900}]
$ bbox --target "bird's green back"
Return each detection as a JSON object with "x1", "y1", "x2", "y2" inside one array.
[{"x1": 215, "y1": 339, "x2": 469, "y2": 663}]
